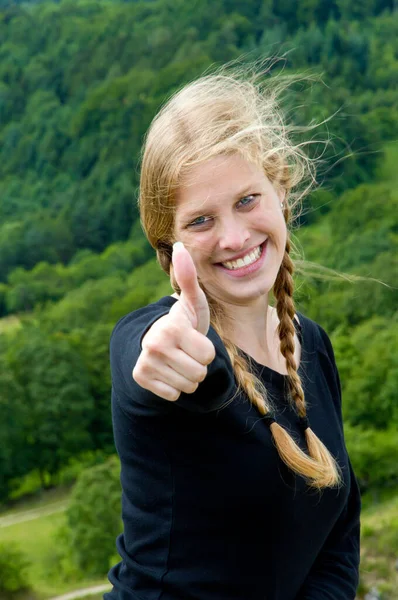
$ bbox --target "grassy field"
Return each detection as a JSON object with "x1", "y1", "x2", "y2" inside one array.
[
  {"x1": 1, "y1": 510, "x2": 68, "y2": 597},
  {"x1": 0, "y1": 314, "x2": 21, "y2": 334},
  {"x1": 360, "y1": 494, "x2": 398, "y2": 599},
  {"x1": 1, "y1": 487, "x2": 397, "y2": 599},
  {"x1": 0, "y1": 490, "x2": 111, "y2": 599},
  {"x1": 0, "y1": 486, "x2": 70, "y2": 519}
]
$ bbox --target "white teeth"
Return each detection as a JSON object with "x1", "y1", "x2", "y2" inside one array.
[{"x1": 222, "y1": 245, "x2": 262, "y2": 270}]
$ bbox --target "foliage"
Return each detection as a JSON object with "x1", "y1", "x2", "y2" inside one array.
[
  {"x1": 345, "y1": 425, "x2": 398, "y2": 493},
  {"x1": 0, "y1": 542, "x2": 31, "y2": 594},
  {"x1": 0, "y1": 353, "x2": 34, "y2": 501},
  {"x1": 58, "y1": 455, "x2": 122, "y2": 577},
  {"x1": 326, "y1": 317, "x2": 398, "y2": 432},
  {"x1": 295, "y1": 175, "x2": 398, "y2": 332},
  {"x1": 0, "y1": 505, "x2": 96, "y2": 598},
  {"x1": 3, "y1": 237, "x2": 151, "y2": 315},
  {"x1": 67, "y1": 326, "x2": 115, "y2": 452},
  {"x1": 360, "y1": 494, "x2": 398, "y2": 599},
  {"x1": 1, "y1": 326, "x2": 94, "y2": 494}
]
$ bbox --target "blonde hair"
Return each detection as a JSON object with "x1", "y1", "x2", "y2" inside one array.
[{"x1": 139, "y1": 63, "x2": 342, "y2": 490}]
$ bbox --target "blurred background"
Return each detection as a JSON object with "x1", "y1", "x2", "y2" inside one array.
[{"x1": 0, "y1": 0, "x2": 397, "y2": 599}]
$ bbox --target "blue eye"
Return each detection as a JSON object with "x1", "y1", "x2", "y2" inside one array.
[
  {"x1": 188, "y1": 215, "x2": 212, "y2": 228},
  {"x1": 186, "y1": 194, "x2": 258, "y2": 229},
  {"x1": 238, "y1": 194, "x2": 257, "y2": 207}
]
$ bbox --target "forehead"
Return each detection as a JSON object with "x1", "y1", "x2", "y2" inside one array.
[{"x1": 175, "y1": 154, "x2": 265, "y2": 215}]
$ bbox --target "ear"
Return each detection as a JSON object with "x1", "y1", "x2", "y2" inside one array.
[{"x1": 278, "y1": 187, "x2": 286, "y2": 204}]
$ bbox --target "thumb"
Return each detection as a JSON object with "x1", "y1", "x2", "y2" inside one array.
[{"x1": 171, "y1": 242, "x2": 210, "y2": 335}]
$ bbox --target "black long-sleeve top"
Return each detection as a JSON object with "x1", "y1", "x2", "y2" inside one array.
[{"x1": 105, "y1": 295, "x2": 361, "y2": 600}]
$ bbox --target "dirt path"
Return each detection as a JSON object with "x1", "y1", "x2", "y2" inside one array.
[
  {"x1": 49, "y1": 584, "x2": 111, "y2": 600},
  {"x1": 0, "y1": 500, "x2": 68, "y2": 528}
]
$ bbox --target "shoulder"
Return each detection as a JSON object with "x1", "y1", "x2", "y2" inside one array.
[
  {"x1": 111, "y1": 296, "x2": 176, "y2": 344},
  {"x1": 113, "y1": 295, "x2": 175, "y2": 327},
  {"x1": 295, "y1": 311, "x2": 338, "y2": 366},
  {"x1": 295, "y1": 313, "x2": 346, "y2": 424},
  {"x1": 109, "y1": 296, "x2": 178, "y2": 416}
]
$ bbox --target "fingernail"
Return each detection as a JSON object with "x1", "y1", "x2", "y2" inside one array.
[{"x1": 173, "y1": 241, "x2": 184, "y2": 252}]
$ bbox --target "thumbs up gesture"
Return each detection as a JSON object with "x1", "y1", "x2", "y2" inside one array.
[{"x1": 133, "y1": 243, "x2": 216, "y2": 401}]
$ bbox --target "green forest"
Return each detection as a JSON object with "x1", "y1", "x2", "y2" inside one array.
[{"x1": 0, "y1": 0, "x2": 397, "y2": 598}]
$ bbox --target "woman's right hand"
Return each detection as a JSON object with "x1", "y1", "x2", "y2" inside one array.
[{"x1": 132, "y1": 242, "x2": 216, "y2": 401}]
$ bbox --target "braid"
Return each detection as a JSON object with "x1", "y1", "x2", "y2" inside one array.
[
  {"x1": 208, "y1": 296, "x2": 341, "y2": 490},
  {"x1": 273, "y1": 236, "x2": 306, "y2": 416},
  {"x1": 273, "y1": 232, "x2": 342, "y2": 488}
]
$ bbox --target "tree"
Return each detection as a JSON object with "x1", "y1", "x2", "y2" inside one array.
[
  {"x1": 345, "y1": 425, "x2": 398, "y2": 492},
  {"x1": 342, "y1": 318, "x2": 398, "y2": 429},
  {"x1": 42, "y1": 275, "x2": 127, "y2": 332},
  {"x1": 0, "y1": 542, "x2": 31, "y2": 595},
  {"x1": 68, "y1": 322, "x2": 114, "y2": 451},
  {"x1": 5, "y1": 326, "x2": 94, "y2": 486},
  {"x1": 0, "y1": 283, "x2": 7, "y2": 316},
  {"x1": 0, "y1": 356, "x2": 29, "y2": 499},
  {"x1": 59, "y1": 455, "x2": 122, "y2": 576}
]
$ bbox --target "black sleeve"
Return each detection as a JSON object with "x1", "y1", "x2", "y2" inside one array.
[
  {"x1": 109, "y1": 297, "x2": 236, "y2": 417},
  {"x1": 296, "y1": 325, "x2": 361, "y2": 600}
]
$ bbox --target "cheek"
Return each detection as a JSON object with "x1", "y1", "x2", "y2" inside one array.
[
  {"x1": 183, "y1": 239, "x2": 218, "y2": 283},
  {"x1": 181, "y1": 233, "x2": 215, "y2": 260},
  {"x1": 256, "y1": 210, "x2": 286, "y2": 238},
  {"x1": 279, "y1": 221, "x2": 287, "y2": 248},
  {"x1": 271, "y1": 209, "x2": 287, "y2": 234}
]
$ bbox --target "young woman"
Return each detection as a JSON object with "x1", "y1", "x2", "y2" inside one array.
[{"x1": 105, "y1": 69, "x2": 361, "y2": 600}]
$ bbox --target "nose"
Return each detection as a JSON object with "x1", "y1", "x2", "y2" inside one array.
[{"x1": 217, "y1": 217, "x2": 250, "y2": 251}]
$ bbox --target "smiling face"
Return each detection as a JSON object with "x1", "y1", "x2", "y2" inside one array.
[{"x1": 174, "y1": 153, "x2": 287, "y2": 311}]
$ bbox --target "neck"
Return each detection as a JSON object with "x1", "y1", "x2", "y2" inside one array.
[{"x1": 220, "y1": 296, "x2": 279, "y2": 359}]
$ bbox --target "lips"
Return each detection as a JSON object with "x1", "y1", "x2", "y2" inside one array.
[
  {"x1": 221, "y1": 245, "x2": 262, "y2": 270},
  {"x1": 214, "y1": 240, "x2": 268, "y2": 278},
  {"x1": 215, "y1": 240, "x2": 267, "y2": 266},
  {"x1": 216, "y1": 240, "x2": 267, "y2": 264}
]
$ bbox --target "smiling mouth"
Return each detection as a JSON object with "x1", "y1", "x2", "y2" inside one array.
[{"x1": 219, "y1": 242, "x2": 266, "y2": 270}]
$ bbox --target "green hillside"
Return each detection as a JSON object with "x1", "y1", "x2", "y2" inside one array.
[{"x1": 0, "y1": 0, "x2": 397, "y2": 597}]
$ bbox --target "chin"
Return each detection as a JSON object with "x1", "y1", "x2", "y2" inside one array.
[
  {"x1": 216, "y1": 285, "x2": 272, "y2": 307},
  {"x1": 201, "y1": 268, "x2": 278, "y2": 306}
]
